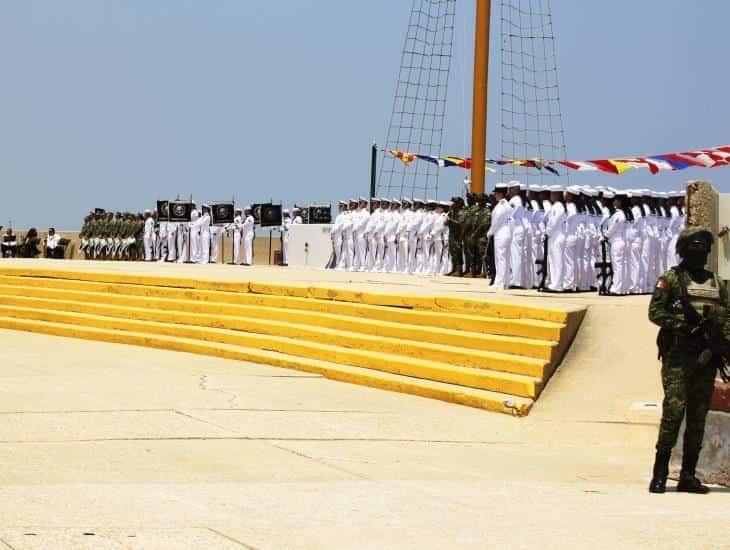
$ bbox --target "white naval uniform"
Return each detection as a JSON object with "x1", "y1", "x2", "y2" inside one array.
[
  {"x1": 667, "y1": 205, "x2": 682, "y2": 268},
  {"x1": 157, "y1": 222, "x2": 168, "y2": 261},
  {"x1": 407, "y1": 208, "x2": 423, "y2": 274},
  {"x1": 643, "y1": 204, "x2": 658, "y2": 292},
  {"x1": 341, "y1": 210, "x2": 354, "y2": 270},
  {"x1": 628, "y1": 205, "x2": 644, "y2": 294},
  {"x1": 176, "y1": 220, "x2": 189, "y2": 263},
  {"x1": 195, "y1": 212, "x2": 211, "y2": 264},
  {"x1": 241, "y1": 214, "x2": 255, "y2": 265},
  {"x1": 563, "y1": 202, "x2": 580, "y2": 291},
  {"x1": 488, "y1": 198, "x2": 512, "y2": 289},
  {"x1": 383, "y1": 209, "x2": 400, "y2": 273},
  {"x1": 374, "y1": 208, "x2": 389, "y2": 272},
  {"x1": 364, "y1": 209, "x2": 381, "y2": 271},
  {"x1": 331, "y1": 210, "x2": 346, "y2": 269},
  {"x1": 508, "y1": 195, "x2": 527, "y2": 288},
  {"x1": 143, "y1": 216, "x2": 155, "y2": 261},
  {"x1": 352, "y1": 208, "x2": 369, "y2": 271},
  {"x1": 188, "y1": 210, "x2": 200, "y2": 263},
  {"x1": 429, "y1": 212, "x2": 447, "y2": 276},
  {"x1": 606, "y1": 209, "x2": 628, "y2": 295},
  {"x1": 416, "y1": 210, "x2": 435, "y2": 274},
  {"x1": 281, "y1": 217, "x2": 292, "y2": 265},
  {"x1": 229, "y1": 215, "x2": 243, "y2": 264},
  {"x1": 166, "y1": 222, "x2": 177, "y2": 262},
  {"x1": 545, "y1": 201, "x2": 566, "y2": 292},
  {"x1": 397, "y1": 208, "x2": 411, "y2": 274}
]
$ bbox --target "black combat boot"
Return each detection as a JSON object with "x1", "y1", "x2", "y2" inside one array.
[
  {"x1": 676, "y1": 451, "x2": 710, "y2": 494},
  {"x1": 648, "y1": 450, "x2": 671, "y2": 493}
]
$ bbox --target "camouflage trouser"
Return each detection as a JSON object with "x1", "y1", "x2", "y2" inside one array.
[
  {"x1": 476, "y1": 238, "x2": 488, "y2": 275},
  {"x1": 655, "y1": 347, "x2": 716, "y2": 455},
  {"x1": 448, "y1": 236, "x2": 463, "y2": 270},
  {"x1": 463, "y1": 235, "x2": 476, "y2": 271}
]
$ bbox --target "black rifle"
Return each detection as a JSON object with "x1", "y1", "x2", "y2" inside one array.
[
  {"x1": 535, "y1": 235, "x2": 548, "y2": 291},
  {"x1": 595, "y1": 239, "x2": 613, "y2": 295},
  {"x1": 675, "y1": 276, "x2": 730, "y2": 382}
]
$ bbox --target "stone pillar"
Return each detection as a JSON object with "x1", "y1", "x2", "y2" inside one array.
[{"x1": 686, "y1": 180, "x2": 719, "y2": 271}]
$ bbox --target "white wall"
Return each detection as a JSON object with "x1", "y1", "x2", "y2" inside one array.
[{"x1": 287, "y1": 224, "x2": 333, "y2": 268}]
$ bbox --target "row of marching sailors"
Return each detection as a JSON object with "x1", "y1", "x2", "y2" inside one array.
[
  {"x1": 603, "y1": 188, "x2": 685, "y2": 295},
  {"x1": 330, "y1": 197, "x2": 451, "y2": 275},
  {"x1": 488, "y1": 181, "x2": 685, "y2": 294},
  {"x1": 141, "y1": 205, "x2": 259, "y2": 265}
]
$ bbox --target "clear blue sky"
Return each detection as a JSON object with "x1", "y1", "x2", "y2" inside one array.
[{"x1": 1, "y1": 0, "x2": 728, "y2": 229}]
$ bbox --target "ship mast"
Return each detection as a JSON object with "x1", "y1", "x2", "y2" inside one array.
[{"x1": 470, "y1": 0, "x2": 491, "y2": 195}]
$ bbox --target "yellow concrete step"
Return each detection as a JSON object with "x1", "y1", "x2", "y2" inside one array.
[
  {"x1": 0, "y1": 293, "x2": 551, "y2": 376},
  {"x1": 0, "y1": 304, "x2": 543, "y2": 398},
  {"x1": 0, "y1": 317, "x2": 534, "y2": 416},
  {"x1": 0, "y1": 267, "x2": 573, "y2": 322},
  {"x1": 0, "y1": 286, "x2": 557, "y2": 361},
  {"x1": 0, "y1": 274, "x2": 566, "y2": 341}
]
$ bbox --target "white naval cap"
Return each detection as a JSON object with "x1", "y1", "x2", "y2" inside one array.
[
  {"x1": 528, "y1": 184, "x2": 543, "y2": 192},
  {"x1": 283, "y1": 208, "x2": 290, "y2": 214},
  {"x1": 243, "y1": 205, "x2": 251, "y2": 211},
  {"x1": 338, "y1": 200, "x2": 347, "y2": 205},
  {"x1": 582, "y1": 187, "x2": 598, "y2": 197},
  {"x1": 439, "y1": 201, "x2": 450, "y2": 207},
  {"x1": 495, "y1": 182, "x2": 508, "y2": 190},
  {"x1": 144, "y1": 209, "x2": 152, "y2": 214},
  {"x1": 507, "y1": 180, "x2": 521, "y2": 188},
  {"x1": 565, "y1": 185, "x2": 582, "y2": 195},
  {"x1": 549, "y1": 184, "x2": 564, "y2": 192},
  {"x1": 391, "y1": 198, "x2": 401, "y2": 205},
  {"x1": 349, "y1": 198, "x2": 358, "y2": 203},
  {"x1": 603, "y1": 190, "x2": 615, "y2": 199}
]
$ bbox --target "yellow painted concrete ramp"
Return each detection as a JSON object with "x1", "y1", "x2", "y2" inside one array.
[{"x1": 0, "y1": 263, "x2": 586, "y2": 416}]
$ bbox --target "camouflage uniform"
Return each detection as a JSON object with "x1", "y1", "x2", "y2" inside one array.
[
  {"x1": 473, "y1": 200, "x2": 492, "y2": 277},
  {"x1": 647, "y1": 227, "x2": 726, "y2": 494},
  {"x1": 461, "y1": 201, "x2": 479, "y2": 274},
  {"x1": 649, "y1": 267, "x2": 724, "y2": 454}
]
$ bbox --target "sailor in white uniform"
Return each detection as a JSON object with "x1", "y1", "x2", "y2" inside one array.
[
  {"x1": 544, "y1": 185, "x2": 567, "y2": 292},
  {"x1": 143, "y1": 210, "x2": 155, "y2": 261},
  {"x1": 487, "y1": 183, "x2": 511, "y2": 290},
  {"x1": 397, "y1": 198, "x2": 412, "y2": 274},
  {"x1": 352, "y1": 197, "x2": 370, "y2": 271},
  {"x1": 331, "y1": 201, "x2": 347, "y2": 269},
  {"x1": 241, "y1": 206, "x2": 255, "y2": 266}
]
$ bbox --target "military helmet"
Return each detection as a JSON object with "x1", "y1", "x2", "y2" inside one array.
[{"x1": 676, "y1": 226, "x2": 714, "y2": 257}]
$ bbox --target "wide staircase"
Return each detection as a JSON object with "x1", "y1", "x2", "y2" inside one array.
[{"x1": 0, "y1": 266, "x2": 585, "y2": 416}]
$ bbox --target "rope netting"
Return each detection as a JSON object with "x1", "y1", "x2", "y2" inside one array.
[
  {"x1": 499, "y1": 0, "x2": 568, "y2": 185},
  {"x1": 377, "y1": 0, "x2": 456, "y2": 199}
]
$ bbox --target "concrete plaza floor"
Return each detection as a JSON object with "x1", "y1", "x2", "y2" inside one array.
[{"x1": 0, "y1": 323, "x2": 728, "y2": 549}]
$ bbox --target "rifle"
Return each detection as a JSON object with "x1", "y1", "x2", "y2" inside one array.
[
  {"x1": 675, "y1": 274, "x2": 730, "y2": 382},
  {"x1": 536, "y1": 235, "x2": 549, "y2": 291},
  {"x1": 595, "y1": 239, "x2": 613, "y2": 295}
]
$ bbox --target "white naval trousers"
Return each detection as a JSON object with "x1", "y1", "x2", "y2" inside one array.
[
  {"x1": 609, "y1": 239, "x2": 628, "y2": 295},
  {"x1": 407, "y1": 236, "x2": 419, "y2": 273},
  {"x1": 243, "y1": 234, "x2": 254, "y2": 265},
  {"x1": 492, "y1": 230, "x2": 512, "y2": 289},
  {"x1": 429, "y1": 238, "x2": 443, "y2": 276},
  {"x1": 231, "y1": 230, "x2": 241, "y2": 264},
  {"x1": 563, "y1": 235, "x2": 578, "y2": 291},
  {"x1": 353, "y1": 234, "x2": 367, "y2": 271},
  {"x1": 332, "y1": 234, "x2": 343, "y2": 269},
  {"x1": 143, "y1": 235, "x2": 154, "y2": 261},
  {"x1": 629, "y1": 237, "x2": 642, "y2": 294},
  {"x1": 508, "y1": 227, "x2": 525, "y2": 288},
  {"x1": 166, "y1": 227, "x2": 177, "y2": 262},
  {"x1": 198, "y1": 230, "x2": 210, "y2": 264},
  {"x1": 397, "y1": 235, "x2": 409, "y2": 273},
  {"x1": 416, "y1": 236, "x2": 431, "y2": 274},
  {"x1": 546, "y1": 232, "x2": 565, "y2": 292}
]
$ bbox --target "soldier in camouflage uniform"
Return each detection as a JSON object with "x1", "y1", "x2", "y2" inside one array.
[
  {"x1": 648, "y1": 227, "x2": 727, "y2": 494},
  {"x1": 461, "y1": 193, "x2": 479, "y2": 276},
  {"x1": 445, "y1": 197, "x2": 464, "y2": 276},
  {"x1": 472, "y1": 193, "x2": 492, "y2": 278}
]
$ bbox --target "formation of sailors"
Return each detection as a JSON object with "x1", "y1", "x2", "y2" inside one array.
[
  {"x1": 330, "y1": 197, "x2": 452, "y2": 275},
  {"x1": 80, "y1": 206, "x2": 304, "y2": 265},
  {"x1": 329, "y1": 182, "x2": 686, "y2": 295}
]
